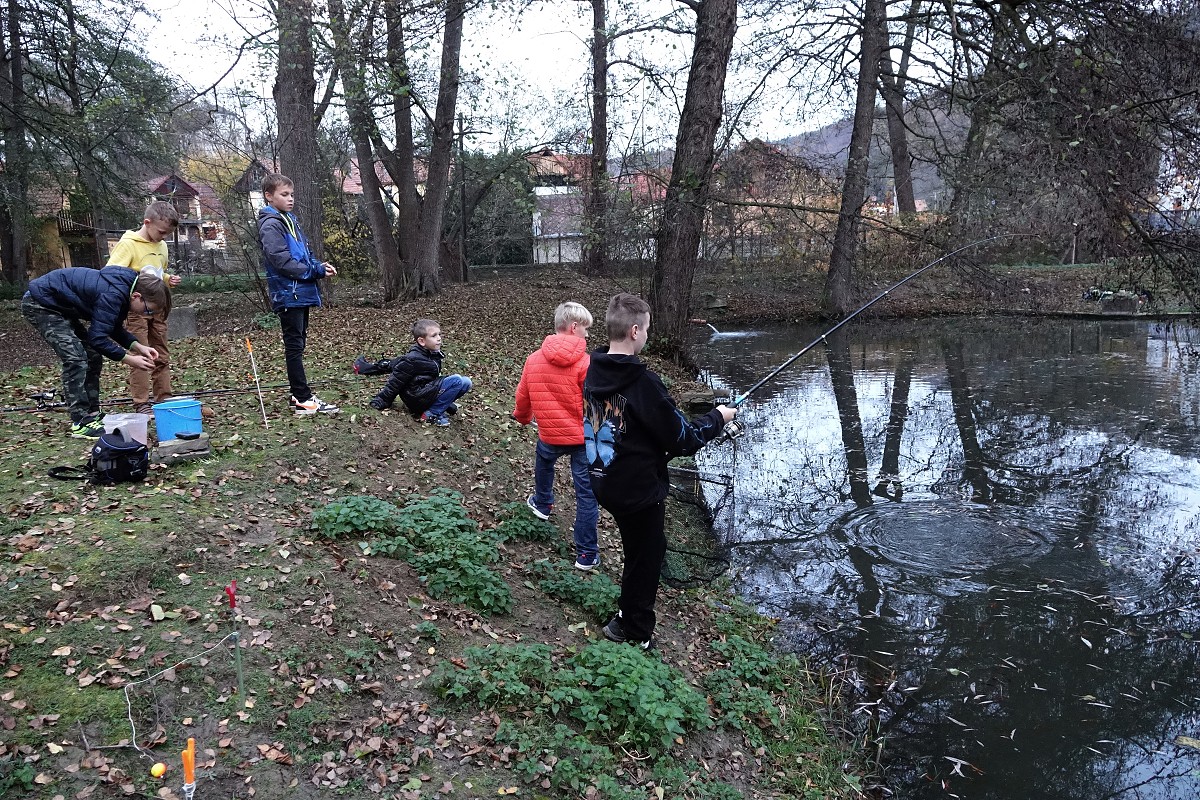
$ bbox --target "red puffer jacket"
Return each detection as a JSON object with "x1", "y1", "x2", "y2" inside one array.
[{"x1": 513, "y1": 333, "x2": 590, "y2": 445}]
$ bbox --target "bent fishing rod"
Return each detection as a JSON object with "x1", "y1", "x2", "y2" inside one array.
[{"x1": 722, "y1": 234, "x2": 1025, "y2": 434}]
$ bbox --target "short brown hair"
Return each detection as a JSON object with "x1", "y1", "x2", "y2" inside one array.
[
  {"x1": 412, "y1": 318, "x2": 440, "y2": 340},
  {"x1": 133, "y1": 273, "x2": 170, "y2": 313},
  {"x1": 605, "y1": 293, "x2": 650, "y2": 341},
  {"x1": 144, "y1": 200, "x2": 179, "y2": 226},
  {"x1": 262, "y1": 173, "x2": 294, "y2": 195}
]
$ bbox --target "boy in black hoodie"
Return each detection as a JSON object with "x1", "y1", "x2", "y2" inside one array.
[{"x1": 583, "y1": 293, "x2": 735, "y2": 648}]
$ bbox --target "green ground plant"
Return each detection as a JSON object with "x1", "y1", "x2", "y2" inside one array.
[
  {"x1": 312, "y1": 494, "x2": 402, "y2": 539},
  {"x1": 434, "y1": 640, "x2": 709, "y2": 754},
  {"x1": 365, "y1": 490, "x2": 513, "y2": 614},
  {"x1": 528, "y1": 557, "x2": 620, "y2": 621}
]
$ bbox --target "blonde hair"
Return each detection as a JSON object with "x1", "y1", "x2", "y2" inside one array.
[
  {"x1": 605, "y1": 293, "x2": 650, "y2": 341},
  {"x1": 144, "y1": 200, "x2": 179, "y2": 226},
  {"x1": 553, "y1": 301, "x2": 592, "y2": 332}
]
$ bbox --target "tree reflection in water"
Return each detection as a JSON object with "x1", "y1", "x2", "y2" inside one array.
[{"x1": 697, "y1": 318, "x2": 1200, "y2": 800}]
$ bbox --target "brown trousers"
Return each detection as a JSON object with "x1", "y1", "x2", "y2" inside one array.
[{"x1": 125, "y1": 309, "x2": 172, "y2": 405}]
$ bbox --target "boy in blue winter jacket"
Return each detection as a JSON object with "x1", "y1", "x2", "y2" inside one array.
[{"x1": 257, "y1": 173, "x2": 339, "y2": 415}]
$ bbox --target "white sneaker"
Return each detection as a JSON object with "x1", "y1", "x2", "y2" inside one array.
[{"x1": 292, "y1": 395, "x2": 340, "y2": 416}]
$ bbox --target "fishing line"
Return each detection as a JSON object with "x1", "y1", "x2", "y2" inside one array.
[
  {"x1": 723, "y1": 234, "x2": 1032, "y2": 427},
  {"x1": 0, "y1": 381, "x2": 329, "y2": 414}
]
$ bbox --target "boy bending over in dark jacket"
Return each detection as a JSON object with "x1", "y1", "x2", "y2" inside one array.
[
  {"x1": 583, "y1": 293, "x2": 736, "y2": 649},
  {"x1": 370, "y1": 318, "x2": 471, "y2": 427},
  {"x1": 22, "y1": 267, "x2": 167, "y2": 439}
]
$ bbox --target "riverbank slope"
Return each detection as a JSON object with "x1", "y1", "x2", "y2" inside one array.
[{"x1": 0, "y1": 269, "x2": 869, "y2": 800}]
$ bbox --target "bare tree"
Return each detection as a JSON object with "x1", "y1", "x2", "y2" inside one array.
[
  {"x1": 0, "y1": 0, "x2": 28, "y2": 285},
  {"x1": 328, "y1": 0, "x2": 404, "y2": 295},
  {"x1": 825, "y1": 0, "x2": 887, "y2": 317},
  {"x1": 274, "y1": 0, "x2": 325, "y2": 258},
  {"x1": 650, "y1": 0, "x2": 738, "y2": 364},
  {"x1": 585, "y1": 0, "x2": 609, "y2": 276}
]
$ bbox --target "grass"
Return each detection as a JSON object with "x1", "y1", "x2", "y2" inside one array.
[{"x1": 0, "y1": 267, "x2": 873, "y2": 800}]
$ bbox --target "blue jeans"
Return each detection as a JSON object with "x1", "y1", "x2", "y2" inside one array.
[
  {"x1": 427, "y1": 374, "x2": 471, "y2": 416},
  {"x1": 532, "y1": 440, "x2": 599, "y2": 555}
]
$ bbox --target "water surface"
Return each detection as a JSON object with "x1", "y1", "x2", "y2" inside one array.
[{"x1": 695, "y1": 317, "x2": 1200, "y2": 800}]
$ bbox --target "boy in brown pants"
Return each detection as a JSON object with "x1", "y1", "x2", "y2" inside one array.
[{"x1": 108, "y1": 200, "x2": 181, "y2": 413}]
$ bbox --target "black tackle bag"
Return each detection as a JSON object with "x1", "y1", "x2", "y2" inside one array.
[{"x1": 50, "y1": 429, "x2": 149, "y2": 485}]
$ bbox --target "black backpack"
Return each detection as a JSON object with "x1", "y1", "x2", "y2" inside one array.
[
  {"x1": 354, "y1": 355, "x2": 393, "y2": 376},
  {"x1": 50, "y1": 430, "x2": 149, "y2": 485}
]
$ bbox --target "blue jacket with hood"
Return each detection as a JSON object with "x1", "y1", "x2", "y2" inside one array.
[
  {"x1": 26, "y1": 266, "x2": 140, "y2": 361},
  {"x1": 257, "y1": 206, "x2": 326, "y2": 311}
]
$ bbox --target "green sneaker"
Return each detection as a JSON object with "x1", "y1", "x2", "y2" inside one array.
[{"x1": 69, "y1": 419, "x2": 104, "y2": 439}]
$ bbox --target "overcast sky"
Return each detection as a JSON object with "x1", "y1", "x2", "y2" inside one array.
[{"x1": 137, "y1": 0, "x2": 826, "y2": 150}]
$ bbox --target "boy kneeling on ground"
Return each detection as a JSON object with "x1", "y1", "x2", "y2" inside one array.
[{"x1": 369, "y1": 318, "x2": 471, "y2": 426}]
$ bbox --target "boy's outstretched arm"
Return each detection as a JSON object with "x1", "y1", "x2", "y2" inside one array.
[
  {"x1": 376, "y1": 356, "x2": 417, "y2": 404},
  {"x1": 644, "y1": 375, "x2": 733, "y2": 457},
  {"x1": 260, "y1": 217, "x2": 326, "y2": 281}
]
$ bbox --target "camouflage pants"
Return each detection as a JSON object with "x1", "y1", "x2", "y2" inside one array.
[{"x1": 21, "y1": 295, "x2": 104, "y2": 424}]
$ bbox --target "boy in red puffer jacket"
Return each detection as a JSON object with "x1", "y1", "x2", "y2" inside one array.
[{"x1": 513, "y1": 302, "x2": 599, "y2": 570}]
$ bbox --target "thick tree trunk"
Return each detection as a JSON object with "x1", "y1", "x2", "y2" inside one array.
[
  {"x1": 584, "y1": 0, "x2": 609, "y2": 276},
  {"x1": 409, "y1": 0, "x2": 465, "y2": 297},
  {"x1": 650, "y1": 0, "x2": 737, "y2": 364},
  {"x1": 274, "y1": 0, "x2": 324, "y2": 259},
  {"x1": 825, "y1": 0, "x2": 887, "y2": 317},
  {"x1": 328, "y1": 0, "x2": 404, "y2": 300},
  {"x1": 826, "y1": 330, "x2": 873, "y2": 508},
  {"x1": 874, "y1": 353, "x2": 912, "y2": 500},
  {"x1": 879, "y1": 0, "x2": 921, "y2": 218},
  {"x1": 0, "y1": 0, "x2": 28, "y2": 286},
  {"x1": 385, "y1": 0, "x2": 421, "y2": 268}
]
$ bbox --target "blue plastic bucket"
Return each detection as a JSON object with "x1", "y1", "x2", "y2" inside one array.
[{"x1": 153, "y1": 397, "x2": 203, "y2": 442}]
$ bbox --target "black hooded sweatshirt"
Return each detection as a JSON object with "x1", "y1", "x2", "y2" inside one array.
[{"x1": 583, "y1": 349, "x2": 724, "y2": 515}]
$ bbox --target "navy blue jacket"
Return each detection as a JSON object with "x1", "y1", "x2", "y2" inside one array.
[
  {"x1": 257, "y1": 206, "x2": 326, "y2": 311},
  {"x1": 26, "y1": 266, "x2": 140, "y2": 361},
  {"x1": 376, "y1": 344, "x2": 444, "y2": 415},
  {"x1": 583, "y1": 349, "x2": 724, "y2": 515}
]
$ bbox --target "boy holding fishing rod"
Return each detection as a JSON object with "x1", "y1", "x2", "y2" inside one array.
[{"x1": 583, "y1": 293, "x2": 736, "y2": 649}]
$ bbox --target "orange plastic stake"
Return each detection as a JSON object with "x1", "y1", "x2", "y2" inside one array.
[
  {"x1": 245, "y1": 337, "x2": 270, "y2": 429},
  {"x1": 182, "y1": 738, "x2": 195, "y2": 784}
]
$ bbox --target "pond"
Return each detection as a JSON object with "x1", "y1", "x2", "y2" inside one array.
[{"x1": 693, "y1": 316, "x2": 1200, "y2": 800}]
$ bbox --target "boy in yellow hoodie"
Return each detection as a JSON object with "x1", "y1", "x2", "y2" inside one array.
[{"x1": 107, "y1": 200, "x2": 181, "y2": 413}]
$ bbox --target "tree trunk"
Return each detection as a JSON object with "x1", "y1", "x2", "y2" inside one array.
[
  {"x1": 825, "y1": 0, "x2": 887, "y2": 317},
  {"x1": 874, "y1": 353, "x2": 912, "y2": 500},
  {"x1": 274, "y1": 0, "x2": 324, "y2": 260},
  {"x1": 584, "y1": 0, "x2": 609, "y2": 276},
  {"x1": 385, "y1": 0, "x2": 421, "y2": 268},
  {"x1": 942, "y1": 338, "x2": 994, "y2": 503},
  {"x1": 879, "y1": 0, "x2": 920, "y2": 217},
  {"x1": 408, "y1": 0, "x2": 465, "y2": 297},
  {"x1": 328, "y1": 0, "x2": 404, "y2": 299},
  {"x1": 0, "y1": 0, "x2": 28, "y2": 286},
  {"x1": 650, "y1": 0, "x2": 737, "y2": 364},
  {"x1": 826, "y1": 330, "x2": 873, "y2": 508}
]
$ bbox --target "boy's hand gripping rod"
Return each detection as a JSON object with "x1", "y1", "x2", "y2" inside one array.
[{"x1": 721, "y1": 234, "x2": 1023, "y2": 438}]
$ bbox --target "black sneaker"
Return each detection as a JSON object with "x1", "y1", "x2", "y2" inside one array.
[{"x1": 602, "y1": 616, "x2": 653, "y2": 650}]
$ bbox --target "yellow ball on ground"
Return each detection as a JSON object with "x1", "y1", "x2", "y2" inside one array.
[{"x1": 150, "y1": 762, "x2": 167, "y2": 778}]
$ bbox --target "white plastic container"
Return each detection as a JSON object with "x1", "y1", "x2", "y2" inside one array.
[{"x1": 102, "y1": 412, "x2": 149, "y2": 445}]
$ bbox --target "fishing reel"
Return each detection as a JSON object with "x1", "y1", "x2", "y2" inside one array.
[{"x1": 722, "y1": 418, "x2": 748, "y2": 439}]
